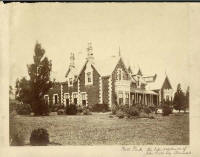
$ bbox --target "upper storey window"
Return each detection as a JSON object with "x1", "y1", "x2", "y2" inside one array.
[
  {"x1": 69, "y1": 78, "x2": 73, "y2": 86},
  {"x1": 117, "y1": 68, "x2": 123, "y2": 81},
  {"x1": 87, "y1": 72, "x2": 92, "y2": 83},
  {"x1": 85, "y1": 63, "x2": 93, "y2": 85}
]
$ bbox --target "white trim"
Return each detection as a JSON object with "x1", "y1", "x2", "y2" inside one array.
[
  {"x1": 60, "y1": 84, "x2": 64, "y2": 105},
  {"x1": 77, "y1": 79, "x2": 80, "y2": 105},
  {"x1": 44, "y1": 94, "x2": 49, "y2": 105},
  {"x1": 99, "y1": 76, "x2": 103, "y2": 104},
  {"x1": 108, "y1": 76, "x2": 112, "y2": 107}
]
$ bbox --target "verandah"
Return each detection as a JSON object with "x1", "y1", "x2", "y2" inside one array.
[{"x1": 130, "y1": 89, "x2": 159, "y2": 106}]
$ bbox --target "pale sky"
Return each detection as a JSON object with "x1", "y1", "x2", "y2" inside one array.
[{"x1": 9, "y1": 3, "x2": 190, "y2": 91}]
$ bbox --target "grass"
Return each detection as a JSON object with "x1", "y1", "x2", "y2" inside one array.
[{"x1": 10, "y1": 112, "x2": 189, "y2": 145}]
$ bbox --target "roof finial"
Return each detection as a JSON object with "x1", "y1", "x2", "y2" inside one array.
[
  {"x1": 87, "y1": 42, "x2": 93, "y2": 53},
  {"x1": 165, "y1": 69, "x2": 167, "y2": 76},
  {"x1": 118, "y1": 47, "x2": 121, "y2": 57}
]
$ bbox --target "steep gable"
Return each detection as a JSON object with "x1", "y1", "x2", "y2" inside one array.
[
  {"x1": 113, "y1": 57, "x2": 131, "y2": 80},
  {"x1": 161, "y1": 76, "x2": 172, "y2": 90}
]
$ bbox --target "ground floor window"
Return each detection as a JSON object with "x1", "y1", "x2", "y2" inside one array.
[
  {"x1": 64, "y1": 93, "x2": 69, "y2": 106},
  {"x1": 118, "y1": 92, "x2": 123, "y2": 105},
  {"x1": 53, "y1": 94, "x2": 58, "y2": 105},
  {"x1": 125, "y1": 92, "x2": 129, "y2": 105},
  {"x1": 44, "y1": 95, "x2": 49, "y2": 105},
  {"x1": 73, "y1": 93, "x2": 78, "y2": 105},
  {"x1": 81, "y1": 93, "x2": 86, "y2": 106}
]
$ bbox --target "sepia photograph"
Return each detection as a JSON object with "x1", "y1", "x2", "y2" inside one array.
[{"x1": 6, "y1": 3, "x2": 191, "y2": 147}]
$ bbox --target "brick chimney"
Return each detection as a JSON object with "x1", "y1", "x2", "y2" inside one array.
[
  {"x1": 69, "y1": 52, "x2": 75, "y2": 69},
  {"x1": 86, "y1": 42, "x2": 94, "y2": 64}
]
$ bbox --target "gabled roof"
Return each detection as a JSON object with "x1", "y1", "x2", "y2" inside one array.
[
  {"x1": 143, "y1": 74, "x2": 157, "y2": 83},
  {"x1": 94, "y1": 56, "x2": 120, "y2": 76},
  {"x1": 162, "y1": 75, "x2": 172, "y2": 89},
  {"x1": 132, "y1": 74, "x2": 147, "y2": 85},
  {"x1": 147, "y1": 74, "x2": 173, "y2": 90}
]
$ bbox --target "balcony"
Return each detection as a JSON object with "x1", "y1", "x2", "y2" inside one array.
[{"x1": 115, "y1": 80, "x2": 131, "y2": 91}]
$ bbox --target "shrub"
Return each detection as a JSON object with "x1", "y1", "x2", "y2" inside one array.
[
  {"x1": 30, "y1": 128, "x2": 49, "y2": 146},
  {"x1": 10, "y1": 131, "x2": 25, "y2": 146},
  {"x1": 65, "y1": 104, "x2": 77, "y2": 115},
  {"x1": 82, "y1": 107, "x2": 92, "y2": 115},
  {"x1": 88, "y1": 105, "x2": 93, "y2": 111},
  {"x1": 92, "y1": 103, "x2": 109, "y2": 112},
  {"x1": 77, "y1": 105, "x2": 83, "y2": 113},
  {"x1": 149, "y1": 105, "x2": 156, "y2": 112},
  {"x1": 57, "y1": 109, "x2": 65, "y2": 115},
  {"x1": 40, "y1": 100, "x2": 49, "y2": 116},
  {"x1": 119, "y1": 104, "x2": 129, "y2": 113},
  {"x1": 31, "y1": 100, "x2": 49, "y2": 116},
  {"x1": 139, "y1": 112, "x2": 149, "y2": 118},
  {"x1": 111, "y1": 104, "x2": 118, "y2": 115},
  {"x1": 162, "y1": 105, "x2": 172, "y2": 116},
  {"x1": 134, "y1": 103, "x2": 143, "y2": 112},
  {"x1": 149, "y1": 116, "x2": 155, "y2": 119},
  {"x1": 16, "y1": 103, "x2": 32, "y2": 115},
  {"x1": 128, "y1": 106, "x2": 140, "y2": 117},
  {"x1": 116, "y1": 110, "x2": 124, "y2": 119},
  {"x1": 9, "y1": 100, "x2": 19, "y2": 114},
  {"x1": 49, "y1": 104, "x2": 60, "y2": 112},
  {"x1": 143, "y1": 106, "x2": 152, "y2": 116}
]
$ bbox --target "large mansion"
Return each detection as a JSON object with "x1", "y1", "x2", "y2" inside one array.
[{"x1": 45, "y1": 43, "x2": 173, "y2": 109}]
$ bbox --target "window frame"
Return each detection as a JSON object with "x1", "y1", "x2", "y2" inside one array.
[
  {"x1": 72, "y1": 92, "x2": 78, "y2": 104},
  {"x1": 64, "y1": 93, "x2": 70, "y2": 106},
  {"x1": 81, "y1": 92, "x2": 87, "y2": 106},
  {"x1": 69, "y1": 78, "x2": 73, "y2": 87},
  {"x1": 53, "y1": 94, "x2": 59, "y2": 105}
]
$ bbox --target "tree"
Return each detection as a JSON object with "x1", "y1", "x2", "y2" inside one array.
[
  {"x1": 9, "y1": 86, "x2": 13, "y2": 95},
  {"x1": 15, "y1": 77, "x2": 32, "y2": 104},
  {"x1": 185, "y1": 86, "x2": 190, "y2": 111},
  {"x1": 173, "y1": 83, "x2": 185, "y2": 112},
  {"x1": 16, "y1": 42, "x2": 53, "y2": 115},
  {"x1": 9, "y1": 85, "x2": 14, "y2": 100}
]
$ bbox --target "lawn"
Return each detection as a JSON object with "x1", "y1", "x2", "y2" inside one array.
[{"x1": 10, "y1": 112, "x2": 189, "y2": 145}]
